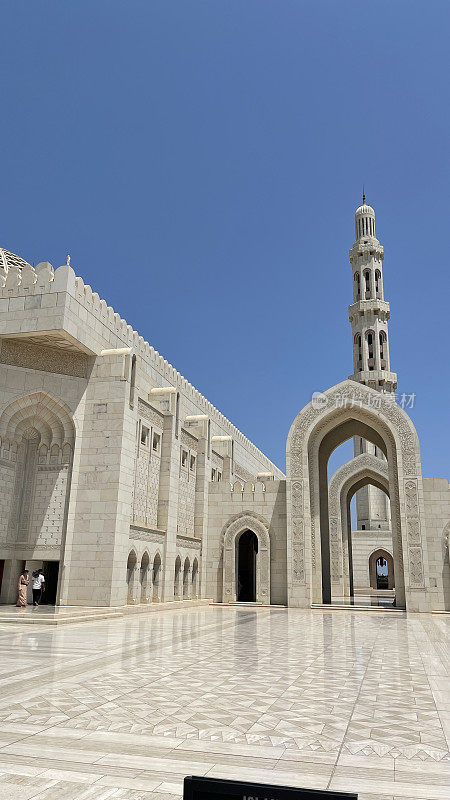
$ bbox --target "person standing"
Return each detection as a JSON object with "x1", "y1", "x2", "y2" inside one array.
[
  {"x1": 16, "y1": 569, "x2": 29, "y2": 607},
  {"x1": 32, "y1": 569, "x2": 45, "y2": 606}
]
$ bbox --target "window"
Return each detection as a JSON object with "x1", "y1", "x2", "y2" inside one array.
[
  {"x1": 367, "y1": 331, "x2": 374, "y2": 369},
  {"x1": 217, "y1": 471, "x2": 222, "y2": 482},
  {"x1": 152, "y1": 432, "x2": 161, "y2": 452},
  {"x1": 354, "y1": 333, "x2": 362, "y2": 368},
  {"x1": 141, "y1": 425, "x2": 149, "y2": 445},
  {"x1": 379, "y1": 331, "x2": 386, "y2": 361},
  {"x1": 190, "y1": 454, "x2": 196, "y2": 471},
  {"x1": 211, "y1": 468, "x2": 216, "y2": 481},
  {"x1": 375, "y1": 269, "x2": 381, "y2": 297},
  {"x1": 181, "y1": 449, "x2": 188, "y2": 468},
  {"x1": 362, "y1": 524, "x2": 366, "y2": 530}
]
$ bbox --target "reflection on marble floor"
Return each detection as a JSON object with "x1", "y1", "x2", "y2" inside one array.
[{"x1": 0, "y1": 605, "x2": 449, "y2": 799}]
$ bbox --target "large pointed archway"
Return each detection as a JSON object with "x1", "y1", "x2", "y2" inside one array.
[
  {"x1": 286, "y1": 380, "x2": 429, "y2": 611},
  {"x1": 328, "y1": 453, "x2": 390, "y2": 599}
]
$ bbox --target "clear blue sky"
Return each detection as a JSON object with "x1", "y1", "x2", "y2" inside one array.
[{"x1": 0, "y1": 1, "x2": 448, "y2": 477}]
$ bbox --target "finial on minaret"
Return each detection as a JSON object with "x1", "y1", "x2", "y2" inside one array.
[
  {"x1": 362, "y1": 186, "x2": 365, "y2": 205},
  {"x1": 66, "y1": 254, "x2": 70, "y2": 267}
]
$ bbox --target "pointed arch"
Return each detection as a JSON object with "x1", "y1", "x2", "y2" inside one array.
[
  {"x1": 286, "y1": 379, "x2": 428, "y2": 611},
  {"x1": 0, "y1": 391, "x2": 75, "y2": 447},
  {"x1": 220, "y1": 512, "x2": 271, "y2": 604}
]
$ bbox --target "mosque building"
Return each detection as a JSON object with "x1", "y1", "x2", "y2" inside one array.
[{"x1": 0, "y1": 199, "x2": 448, "y2": 611}]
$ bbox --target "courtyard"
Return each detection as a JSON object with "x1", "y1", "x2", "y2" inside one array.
[{"x1": 0, "y1": 605, "x2": 448, "y2": 799}]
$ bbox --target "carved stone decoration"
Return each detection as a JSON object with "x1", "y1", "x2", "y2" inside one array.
[
  {"x1": 292, "y1": 544, "x2": 305, "y2": 583},
  {"x1": 176, "y1": 534, "x2": 201, "y2": 550},
  {"x1": 404, "y1": 479, "x2": 418, "y2": 514},
  {"x1": 234, "y1": 463, "x2": 254, "y2": 483},
  {"x1": 292, "y1": 518, "x2": 303, "y2": 541},
  {"x1": 329, "y1": 517, "x2": 341, "y2": 583},
  {"x1": 289, "y1": 452, "x2": 303, "y2": 479},
  {"x1": 220, "y1": 512, "x2": 271, "y2": 603},
  {"x1": 0, "y1": 338, "x2": 89, "y2": 378},
  {"x1": 129, "y1": 527, "x2": 165, "y2": 544},
  {"x1": 403, "y1": 478, "x2": 425, "y2": 588},
  {"x1": 408, "y1": 545, "x2": 425, "y2": 587},
  {"x1": 137, "y1": 399, "x2": 164, "y2": 429},
  {"x1": 286, "y1": 379, "x2": 427, "y2": 610},
  {"x1": 328, "y1": 454, "x2": 389, "y2": 514},
  {"x1": 290, "y1": 481, "x2": 305, "y2": 583},
  {"x1": 180, "y1": 429, "x2": 198, "y2": 450},
  {"x1": 292, "y1": 481, "x2": 303, "y2": 511}
]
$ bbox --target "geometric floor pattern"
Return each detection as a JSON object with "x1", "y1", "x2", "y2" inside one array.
[{"x1": 0, "y1": 605, "x2": 449, "y2": 799}]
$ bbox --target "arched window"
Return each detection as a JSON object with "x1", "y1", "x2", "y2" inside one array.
[
  {"x1": 375, "y1": 269, "x2": 382, "y2": 298},
  {"x1": 366, "y1": 330, "x2": 374, "y2": 370},
  {"x1": 354, "y1": 272, "x2": 360, "y2": 301},
  {"x1": 354, "y1": 333, "x2": 362, "y2": 370},
  {"x1": 379, "y1": 331, "x2": 387, "y2": 367},
  {"x1": 364, "y1": 270, "x2": 371, "y2": 298}
]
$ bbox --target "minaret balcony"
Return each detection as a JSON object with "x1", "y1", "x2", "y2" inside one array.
[
  {"x1": 349, "y1": 369, "x2": 398, "y2": 391},
  {"x1": 348, "y1": 299, "x2": 390, "y2": 322}
]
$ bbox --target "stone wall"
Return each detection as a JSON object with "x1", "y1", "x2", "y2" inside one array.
[
  {"x1": 206, "y1": 479, "x2": 287, "y2": 605},
  {"x1": 423, "y1": 478, "x2": 450, "y2": 611},
  {"x1": 351, "y1": 529, "x2": 393, "y2": 589}
]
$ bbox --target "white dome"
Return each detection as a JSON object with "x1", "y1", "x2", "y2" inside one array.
[
  {"x1": 355, "y1": 203, "x2": 375, "y2": 217},
  {"x1": 0, "y1": 247, "x2": 32, "y2": 271}
]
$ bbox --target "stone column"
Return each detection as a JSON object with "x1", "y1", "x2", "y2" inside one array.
[
  {"x1": 60, "y1": 349, "x2": 136, "y2": 607},
  {"x1": 152, "y1": 388, "x2": 180, "y2": 603},
  {"x1": 183, "y1": 564, "x2": 192, "y2": 599},
  {"x1": 127, "y1": 564, "x2": 138, "y2": 604},
  {"x1": 184, "y1": 416, "x2": 211, "y2": 598}
]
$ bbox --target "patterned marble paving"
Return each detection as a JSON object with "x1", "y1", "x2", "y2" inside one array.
[{"x1": 0, "y1": 605, "x2": 449, "y2": 799}]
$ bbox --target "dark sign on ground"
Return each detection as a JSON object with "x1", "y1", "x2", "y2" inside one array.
[{"x1": 184, "y1": 776, "x2": 357, "y2": 800}]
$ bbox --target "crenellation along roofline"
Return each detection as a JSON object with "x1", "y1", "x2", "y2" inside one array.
[{"x1": 0, "y1": 259, "x2": 285, "y2": 478}]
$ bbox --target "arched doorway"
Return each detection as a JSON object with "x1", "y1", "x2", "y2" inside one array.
[
  {"x1": 328, "y1": 453, "x2": 390, "y2": 600},
  {"x1": 286, "y1": 380, "x2": 429, "y2": 612},
  {"x1": 342, "y1": 476, "x2": 392, "y2": 601},
  {"x1": 369, "y1": 549, "x2": 394, "y2": 590},
  {"x1": 0, "y1": 391, "x2": 75, "y2": 605},
  {"x1": 236, "y1": 530, "x2": 258, "y2": 601},
  {"x1": 221, "y1": 513, "x2": 271, "y2": 604}
]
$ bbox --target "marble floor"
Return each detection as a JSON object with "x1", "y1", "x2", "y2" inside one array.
[{"x1": 0, "y1": 605, "x2": 449, "y2": 800}]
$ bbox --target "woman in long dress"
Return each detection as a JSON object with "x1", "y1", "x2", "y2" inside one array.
[{"x1": 16, "y1": 569, "x2": 29, "y2": 607}]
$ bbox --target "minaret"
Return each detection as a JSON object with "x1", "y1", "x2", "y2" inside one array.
[
  {"x1": 349, "y1": 196, "x2": 396, "y2": 530},
  {"x1": 349, "y1": 196, "x2": 397, "y2": 392}
]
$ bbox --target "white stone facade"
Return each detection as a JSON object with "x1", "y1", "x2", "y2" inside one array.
[{"x1": 0, "y1": 200, "x2": 448, "y2": 612}]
